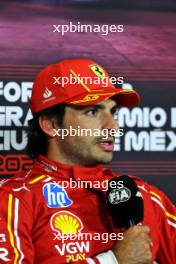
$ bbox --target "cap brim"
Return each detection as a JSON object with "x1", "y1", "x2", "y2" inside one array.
[
  {"x1": 112, "y1": 89, "x2": 140, "y2": 108},
  {"x1": 65, "y1": 88, "x2": 140, "y2": 108}
]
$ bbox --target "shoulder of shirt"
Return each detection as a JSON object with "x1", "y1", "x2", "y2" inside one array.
[
  {"x1": 0, "y1": 168, "x2": 54, "y2": 193},
  {"x1": 130, "y1": 175, "x2": 165, "y2": 198},
  {"x1": 131, "y1": 175, "x2": 174, "y2": 207}
]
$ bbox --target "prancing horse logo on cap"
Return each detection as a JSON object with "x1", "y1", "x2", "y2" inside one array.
[{"x1": 89, "y1": 64, "x2": 105, "y2": 79}]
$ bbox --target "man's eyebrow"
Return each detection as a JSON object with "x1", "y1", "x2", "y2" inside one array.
[
  {"x1": 89, "y1": 104, "x2": 105, "y2": 109},
  {"x1": 69, "y1": 103, "x2": 118, "y2": 111},
  {"x1": 69, "y1": 104, "x2": 105, "y2": 110},
  {"x1": 84, "y1": 104, "x2": 118, "y2": 113},
  {"x1": 84, "y1": 104, "x2": 117, "y2": 110}
]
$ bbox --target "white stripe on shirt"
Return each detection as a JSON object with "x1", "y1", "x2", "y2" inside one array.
[{"x1": 14, "y1": 198, "x2": 24, "y2": 263}]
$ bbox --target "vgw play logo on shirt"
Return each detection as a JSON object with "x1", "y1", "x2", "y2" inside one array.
[{"x1": 43, "y1": 183, "x2": 73, "y2": 208}]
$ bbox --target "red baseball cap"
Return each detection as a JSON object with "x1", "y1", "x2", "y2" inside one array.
[{"x1": 30, "y1": 58, "x2": 140, "y2": 114}]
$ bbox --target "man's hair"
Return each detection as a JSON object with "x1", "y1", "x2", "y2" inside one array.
[{"x1": 26, "y1": 104, "x2": 66, "y2": 159}]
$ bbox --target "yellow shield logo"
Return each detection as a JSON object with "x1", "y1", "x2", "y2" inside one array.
[{"x1": 89, "y1": 64, "x2": 105, "y2": 79}]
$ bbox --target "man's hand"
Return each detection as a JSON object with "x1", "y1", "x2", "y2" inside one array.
[{"x1": 113, "y1": 225, "x2": 152, "y2": 264}]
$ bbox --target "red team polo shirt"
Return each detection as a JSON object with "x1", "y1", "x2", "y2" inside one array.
[{"x1": 0, "y1": 155, "x2": 176, "y2": 264}]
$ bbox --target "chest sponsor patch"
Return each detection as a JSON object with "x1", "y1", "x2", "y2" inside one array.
[
  {"x1": 50, "y1": 211, "x2": 83, "y2": 235},
  {"x1": 43, "y1": 183, "x2": 73, "y2": 208}
]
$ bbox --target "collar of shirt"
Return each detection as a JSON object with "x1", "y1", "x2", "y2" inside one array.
[{"x1": 36, "y1": 155, "x2": 115, "y2": 184}]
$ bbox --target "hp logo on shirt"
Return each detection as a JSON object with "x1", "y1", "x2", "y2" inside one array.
[{"x1": 43, "y1": 183, "x2": 73, "y2": 208}]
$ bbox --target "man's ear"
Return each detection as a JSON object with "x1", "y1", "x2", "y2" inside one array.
[{"x1": 38, "y1": 116, "x2": 57, "y2": 137}]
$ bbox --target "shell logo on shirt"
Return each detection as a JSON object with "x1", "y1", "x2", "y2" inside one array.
[{"x1": 50, "y1": 211, "x2": 83, "y2": 235}]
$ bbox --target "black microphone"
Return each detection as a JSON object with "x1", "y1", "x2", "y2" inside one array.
[{"x1": 106, "y1": 175, "x2": 144, "y2": 228}]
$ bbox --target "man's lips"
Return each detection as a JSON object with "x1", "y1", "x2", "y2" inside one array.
[{"x1": 96, "y1": 138, "x2": 115, "y2": 152}]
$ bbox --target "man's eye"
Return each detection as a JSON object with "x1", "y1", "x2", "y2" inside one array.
[{"x1": 85, "y1": 109, "x2": 98, "y2": 116}]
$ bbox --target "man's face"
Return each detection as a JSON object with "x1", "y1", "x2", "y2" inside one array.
[{"x1": 53, "y1": 99, "x2": 119, "y2": 166}]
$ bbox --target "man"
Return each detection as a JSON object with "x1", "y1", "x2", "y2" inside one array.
[{"x1": 0, "y1": 58, "x2": 175, "y2": 264}]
